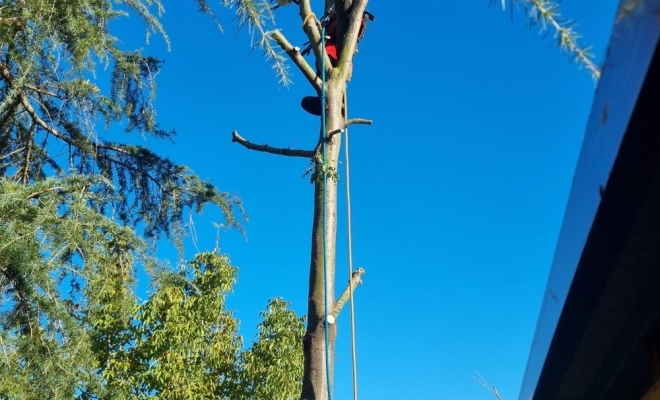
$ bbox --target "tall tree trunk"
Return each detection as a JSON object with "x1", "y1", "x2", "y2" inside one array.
[
  {"x1": 295, "y1": 1, "x2": 369, "y2": 398},
  {"x1": 225, "y1": 0, "x2": 370, "y2": 396},
  {"x1": 301, "y1": 84, "x2": 344, "y2": 400}
]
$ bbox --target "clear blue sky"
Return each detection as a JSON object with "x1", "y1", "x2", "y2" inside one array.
[{"x1": 110, "y1": 1, "x2": 621, "y2": 398}]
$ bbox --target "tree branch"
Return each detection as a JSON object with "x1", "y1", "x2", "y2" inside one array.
[
  {"x1": 0, "y1": 62, "x2": 70, "y2": 145},
  {"x1": 298, "y1": 0, "x2": 333, "y2": 77},
  {"x1": 474, "y1": 372, "x2": 504, "y2": 400},
  {"x1": 231, "y1": 130, "x2": 314, "y2": 158},
  {"x1": 0, "y1": 62, "x2": 195, "y2": 195},
  {"x1": 26, "y1": 186, "x2": 67, "y2": 200},
  {"x1": 25, "y1": 84, "x2": 61, "y2": 99},
  {"x1": 0, "y1": 146, "x2": 26, "y2": 161},
  {"x1": 0, "y1": 96, "x2": 21, "y2": 129},
  {"x1": 346, "y1": 118, "x2": 373, "y2": 127},
  {"x1": 326, "y1": 118, "x2": 373, "y2": 138},
  {"x1": 528, "y1": 0, "x2": 600, "y2": 78},
  {"x1": 20, "y1": 123, "x2": 36, "y2": 184},
  {"x1": 331, "y1": 267, "x2": 365, "y2": 319},
  {"x1": 96, "y1": 143, "x2": 190, "y2": 184},
  {"x1": 271, "y1": 30, "x2": 321, "y2": 93},
  {"x1": 337, "y1": 0, "x2": 369, "y2": 83},
  {"x1": 0, "y1": 16, "x2": 24, "y2": 28}
]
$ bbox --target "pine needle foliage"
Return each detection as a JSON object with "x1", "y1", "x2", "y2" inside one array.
[
  {"x1": 0, "y1": 1, "x2": 287, "y2": 398},
  {"x1": 492, "y1": 0, "x2": 601, "y2": 78},
  {"x1": 0, "y1": 0, "x2": 244, "y2": 243},
  {"x1": 194, "y1": 0, "x2": 291, "y2": 85},
  {"x1": 0, "y1": 175, "x2": 146, "y2": 398}
]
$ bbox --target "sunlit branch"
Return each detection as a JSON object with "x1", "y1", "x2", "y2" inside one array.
[
  {"x1": 474, "y1": 371, "x2": 504, "y2": 400},
  {"x1": 496, "y1": 0, "x2": 601, "y2": 78},
  {"x1": 346, "y1": 118, "x2": 373, "y2": 127},
  {"x1": 25, "y1": 84, "x2": 61, "y2": 99},
  {"x1": 298, "y1": 1, "x2": 333, "y2": 76},
  {"x1": 337, "y1": 0, "x2": 369, "y2": 83},
  {"x1": 326, "y1": 118, "x2": 373, "y2": 138},
  {"x1": 331, "y1": 267, "x2": 365, "y2": 318},
  {"x1": 529, "y1": 0, "x2": 600, "y2": 78},
  {"x1": 231, "y1": 130, "x2": 314, "y2": 158},
  {"x1": 271, "y1": 30, "x2": 321, "y2": 92}
]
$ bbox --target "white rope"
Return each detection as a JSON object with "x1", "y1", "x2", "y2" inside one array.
[{"x1": 344, "y1": 87, "x2": 359, "y2": 400}]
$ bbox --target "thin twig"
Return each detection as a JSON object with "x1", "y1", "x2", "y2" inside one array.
[
  {"x1": 0, "y1": 146, "x2": 26, "y2": 161},
  {"x1": 529, "y1": 0, "x2": 600, "y2": 78},
  {"x1": 21, "y1": 123, "x2": 36, "y2": 184},
  {"x1": 497, "y1": 0, "x2": 601, "y2": 78},
  {"x1": 0, "y1": 335, "x2": 7, "y2": 360},
  {"x1": 474, "y1": 371, "x2": 504, "y2": 400},
  {"x1": 25, "y1": 84, "x2": 61, "y2": 98}
]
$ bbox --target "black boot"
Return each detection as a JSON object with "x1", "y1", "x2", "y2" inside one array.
[{"x1": 301, "y1": 96, "x2": 322, "y2": 116}]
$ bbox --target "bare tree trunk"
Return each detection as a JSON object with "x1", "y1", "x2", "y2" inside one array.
[
  {"x1": 299, "y1": 0, "x2": 370, "y2": 396},
  {"x1": 231, "y1": 2, "x2": 370, "y2": 398},
  {"x1": 301, "y1": 84, "x2": 344, "y2": 400}
]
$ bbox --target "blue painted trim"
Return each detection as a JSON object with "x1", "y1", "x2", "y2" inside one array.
[{"x1": 519, "y1": 2, "x2": 660, "y2": 399}]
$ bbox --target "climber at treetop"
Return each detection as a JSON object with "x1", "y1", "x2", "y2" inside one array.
[{"x1": 299, "y1": 7, "x2": 375, "y2": 116}]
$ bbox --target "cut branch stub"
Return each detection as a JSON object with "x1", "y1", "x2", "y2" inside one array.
[
  {"x1": 331, "y1": 267, "x2": 365, "y2": 319},
  {"x1": 231, "y1": 130, "x2": 314, "y2": 158},
  {"x1": 327, "y1": 118, "x2": 373, "y2": 138}
]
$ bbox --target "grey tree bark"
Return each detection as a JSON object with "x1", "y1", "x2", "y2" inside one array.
[{"x1": 300, "y1": 1, "x2": 368, "y2": 396}]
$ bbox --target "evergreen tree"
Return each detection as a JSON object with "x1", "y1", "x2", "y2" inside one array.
[
  {"x1": 0, "y1": 0, "x2": 243, "y2": 239},
  {"x1": 0, "y1": 1, "x2": 274, "y2": 398}
]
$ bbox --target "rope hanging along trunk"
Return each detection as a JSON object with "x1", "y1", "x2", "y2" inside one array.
[
  {"x1": 321, "y1": 21, "x2": 333, "y2": 400},
  {"x1": 320, "y1": 10, "x2": 362, "y2": 399},
  {"x1": 344, "y1": 85, "x2": 359, "y2": 400}
]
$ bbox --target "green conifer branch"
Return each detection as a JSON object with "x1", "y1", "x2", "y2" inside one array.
[
  {"x1": 195, "y1": 0, "x2": 292, "y2": 85},
  {"x1": 495, "y1": 0, "x2": 601, "y2": 79}
]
